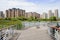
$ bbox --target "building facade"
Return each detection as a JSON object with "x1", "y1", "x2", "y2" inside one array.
[
  {"x1": 25, "y1": 12, "x2": 40, "y2": 19},
  {"x1": 32, "y1": 12, "x2": 40, "y2": 19},
  {"x1": 25, "y1": 12, "x2": 33, "y2": 18},
  {"x1": 42, "y1": 12, "x2": 47, "y2": 19},
  {"x1": 0, "y1": 11, "x2": 4, "y2": 18},
  {"x1": 48, "y1": 10, "x2": 53, "y2": 19},
  {"x1": 54, "y1": 9, "x2": 58, "y2": 18},
  {"x1": 6, "y1": 8, "x2": 25, "y2": 18}
]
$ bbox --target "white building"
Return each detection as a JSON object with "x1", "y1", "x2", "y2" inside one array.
[{"x1": 42, "y1": 12, "x2": 47, "y2": 19}]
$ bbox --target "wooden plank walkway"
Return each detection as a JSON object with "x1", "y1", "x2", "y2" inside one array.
[{"x1": 17, "y1": 26, "x2": 53, "y2": 40}]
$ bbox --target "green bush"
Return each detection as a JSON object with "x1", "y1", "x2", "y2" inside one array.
[{"x1": 0, "y1": 19, "x2": 22, "y2": 29}]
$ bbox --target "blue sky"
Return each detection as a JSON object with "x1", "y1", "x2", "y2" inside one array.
[{"x1": 0, "y1": 0, "x2": 60, "y2": 16}]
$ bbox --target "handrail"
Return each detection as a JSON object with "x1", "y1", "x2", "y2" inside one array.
[
  {"x1": 0, "y1": 25, "x2": 16, "y2": 40},
  {"x1": 0, "y1": 25, "x2": 15, "y2": 31},
  {"x1": 54, "y1": 29, "x2": 60, "y2": 40},
  {"x1": 48, "y1": 26, "x2": 60, "y2": 40}
]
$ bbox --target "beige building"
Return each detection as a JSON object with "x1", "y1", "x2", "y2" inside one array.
[
  {"x1": 54, "y1": 9, "x2": 58, "y2": 18},
  {"x1": 6, "y1": 8, "x2": 25, "y2": 18},
  {"x1": 6, "y1": 8, "x2": 40, "y2": 18},
  {"x1": 32, "y1": 12, "x2": 40, "y2": 19},
  {"x1": 25, "y1": 12, "x2": 33, "y2": 18},
  {"x1": 25, "y1": 12, "x2": 40, "y2": 19}
]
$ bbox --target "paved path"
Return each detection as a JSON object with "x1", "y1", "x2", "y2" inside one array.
[{"x1": 17, "y1": 26, "x2": 53, "y2": 40}]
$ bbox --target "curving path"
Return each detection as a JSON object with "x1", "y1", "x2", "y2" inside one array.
[{"x1": 17, "y1": 26, "x2": 53, "y2": 40}]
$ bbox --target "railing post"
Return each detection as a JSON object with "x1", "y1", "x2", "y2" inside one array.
[{"x1": 55, "y1": 30, "x2": 60, "y2": 40}]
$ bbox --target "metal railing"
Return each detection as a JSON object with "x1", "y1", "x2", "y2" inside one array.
[
  {"x1": 54, "y1": 29, "x2": 60, "y2": 40},
  {"x1": 48, "y1": 23, "x2": 60, "y2": 40},
  {"x1": 0, "y1": 25, "x2": 17, "y2": 40}
]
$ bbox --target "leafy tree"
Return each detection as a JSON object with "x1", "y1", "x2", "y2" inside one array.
[
  {"x1": 17, "y1": 16, "x2": 27, "y2": 21},
  {"x1": 5, "y1": 18, "x2": 11, "y2": 20},
  {"x1": 27, "y1": 16, "x2": 35, "y2": 21},
  {"x1": 49, "y1": 16, "x2": 57, "y2": 21}
]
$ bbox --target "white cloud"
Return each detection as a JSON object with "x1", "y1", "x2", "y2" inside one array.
[
  {"x1": 0, "y1": 0, "x2": 60, "y2": 17},
  {"x1": 8, "y1": 1, "x2": 36, "y2": 7},
  {"x1": 5, "y1": 0, "x2": 40, "y2": 13},
  {"x1": 0, "y1": 0, "x2": 40, "y2": 13}
]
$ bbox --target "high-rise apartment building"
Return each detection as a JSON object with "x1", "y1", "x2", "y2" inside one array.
[
  {"x1": 25, "y1": 12, "x2": 33, "y2": 18},
  {"x1": 25, "y1": 12, "x2": 40, "y2": 19},
  {"x1": 0, "y1": 11, "x2": 4, "y2": 18},
  {"x1": 54, "y1": 9, "x2": 58, "y2": 18},
  {"x1": 6, "y1": 8, "x2": 25, "y2": 18},
  {"x1": 42, "y1": 12, "x2": 47, "y2": 19},
  {"x1": 32, "y1": 12, "x2": 40, "y2": 19},
  {"x1": 48, "y1": 10, "x2": 53, "y2": 19}
]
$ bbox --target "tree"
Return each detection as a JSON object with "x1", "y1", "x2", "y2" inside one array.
[
  {"x1": 17, "y1": 16, "x2": 27, "y2": 21},
  {"x1": 49, "y1": 16, "x2": 57, "y2": 21}
]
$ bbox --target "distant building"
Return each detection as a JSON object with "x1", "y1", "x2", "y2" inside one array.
[
  {"x1": 54, "y1": 9, "x2": 58, "y2": 18},
  {"x1": 32, "y1": 12, "x2": 40, "y2": 19},
  {"x1": 0, "y1": 11, "x2": 4, "y2": 18},
  {"x1": 6, "y1": 8, "x2": 25, "y2": 18},
  {"x1": 52, "y1": 13, "x2": 54, "y2": 17},
  {"x1": 48, "y1": 10, "x2": 53, "y2": 19},
  {"x1": 25, "y1": 12, "x2": 40, "y2": 19},
  {"x1": 25, "y1": 12, "x2": 32, "y2": 18},
  {"x1": 42, "y1": 12, "x2": 47, "y2": 19},
  {"x1": 25, "y1": 13, "x2": 28, "y2": 18},
  {"x1": 38, "y1": 13, "x2": 40, "y2": 19},
  {"x1": 40, "y1": 14, "x2": 42, "y2": 18}
]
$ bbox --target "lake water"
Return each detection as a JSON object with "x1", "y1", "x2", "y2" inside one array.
[
  {"x1": 22, "y1": 21, "x2": 60, "y2": 28},
  {"x1": 22, "y1": 21, "x2": 48, "y2": 29}
]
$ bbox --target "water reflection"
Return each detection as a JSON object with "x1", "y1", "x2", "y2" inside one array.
[
  {"x1": 22, "y1": 21, "x2": 48, "y2": 29},
  {"x1": 22, "y1": 21, "x2": 60, "y2": 29},
  {"x1": 48, "y1": 22, "x2": 60, "y2": 27}
]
